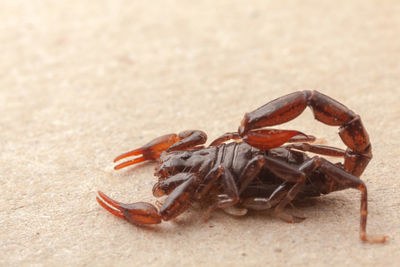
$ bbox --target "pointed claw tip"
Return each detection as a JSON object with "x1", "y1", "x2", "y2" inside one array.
[
  {"x1": 296, "y1": 131, "x2": 308, "y2": 138},
  {"x1": 113, "y1": 148, "x2": 144, "y2": 163},
  {"x1": 96, "y1": 191, "x2": 103, "y2": 199},
  {"x1": 114, "y1": 161, "x2": 131, "y2": 170},
  {"x1": 114, "y1": 156, "x2": 147, "y2": 170},
  {"x1": 114, "y1": 164, "x2": 123, "y2": 170},
  {"x1": 113, "y1": 155, "x2": 125, "y2": 163},
  {"x1": 113, "y1": 154, "x2": 129, "y2": 163},
  {"x1": 96, "y1": 191, "x2": 126, "y2": 219}
]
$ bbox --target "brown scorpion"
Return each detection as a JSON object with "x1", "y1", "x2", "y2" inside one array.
[{"x1": 97, "y1": 90, "x2": 387, "y2": 243}]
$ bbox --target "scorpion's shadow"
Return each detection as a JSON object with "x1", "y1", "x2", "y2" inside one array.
[{"x1": 129, "y1": 194, "x2": 349, "y2": 237}]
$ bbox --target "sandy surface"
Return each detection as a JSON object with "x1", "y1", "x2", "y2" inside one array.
[{"x1": 1, "y1": 0, "x2": 400, "y2": 266}]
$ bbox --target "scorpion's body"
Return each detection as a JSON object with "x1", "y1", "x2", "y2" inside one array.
[
  {"x1": 97, "y1": 90, "x2": 388, "y2": 243},
  {"x1": 156, "y1": 142, "x2": 343, "y2": 210}
]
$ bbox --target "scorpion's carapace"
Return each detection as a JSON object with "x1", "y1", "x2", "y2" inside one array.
[{"x1": 98, "y1": 90, "x2": 388, "y2": 243}]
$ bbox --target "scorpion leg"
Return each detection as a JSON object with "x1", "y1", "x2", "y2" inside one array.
[
  {"x1": 315, "y1": 157, "x2": 388, "y2": 243},
  {"x1": 211, "y1": 130, "x2": 312, "y2": 150},
  {"x1": 253, "y1": 156, "x2": 326, "y2": 222},
  {"x1": 286, "y1": 134, "x2": 316, "y2": 143},
  {"x1": 210, "y1": 131, "x2": 315, "y2": 147},
  {"x1": 265, "y1": 156, "x2": 387, "y2": 243},
  {"x1": 203, "y1": 168, "x2": 239, "y2": 221},
  {"x1": 285, "y1": 143, "x2": 346, "y2": 157},
  {"x1": 158, "y1": 173, "x2": 199, "y2": 221},
  {"x1": 209, "y1": 132, "x2": 241, "y2": 146},
  {"x1": 152, "y1": 173, "x2": 196, "y2": 197},
  {"x1": 239, "y1": 90, "x2": 371, "y2": 176},
  {"x1": 195, "y1": 165, "x2": 224, "y2": 198},
  {"x1": 237, "y1": 155, "x2": 267, "y2": 194},
  {"x1": 114, "y1": 130, "x2": 207, "y2": 170},
  {"x1": 241, "y1": 183, "x2": 290, "y2": 210},
  {"x1": 259, "y1": 155, "x2": 319, "y2": 223},
  {"x1": 203, "y1": 155, "x2": 278, "y2": 219}
]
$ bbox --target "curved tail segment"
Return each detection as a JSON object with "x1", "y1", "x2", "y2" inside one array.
[{"x1": 239, "y1": 90, "x2": 372, "y2": 177}]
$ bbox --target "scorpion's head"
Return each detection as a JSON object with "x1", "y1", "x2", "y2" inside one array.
[
  {"x1": 153, "y1": 149, "x2": 212, "y2": 197},
  {"x1": 155, "y1": 149, "x2": 209, "y2": 179}
]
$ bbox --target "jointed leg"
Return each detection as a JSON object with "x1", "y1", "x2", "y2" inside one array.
[
  {"x1": 284, "y1": 143, "x2": 346, "y2": 157},
  {"x1": 262, "y1": 156, "x2": 322, "y2": 223},
  {"x1": 211, "y1": 129, "x2": 315, "y2": 150},
  {"x1": 201, "y1": 155, "x2": 272, "y2": 219},
  {"x1": 241, "y1": 182, "x2": 290, "y2": 210},
  {"x1": 203, "y1": 168, "x2": 239, "y2": 220},
  {"x1": 158, "y1": 174, "x2": 198, "y2": 221},
  {"x1": 237, "y1": 155, "x2": 267, "y2": 194},
  {"x1": 242, "y1": 156, "x2": 328, "y2": 223},
  {"x1": 209, "y1": 132, "x2": 241, "y2": 146},
  {"x1": 152, "y1": 172, "x2": 196, "y2": 197},
  {"x1": 317, "y1": 158, "x2": 388, "y2": 243},
  {"x1": 265, "y1": 155, "x2": 388, "y2": 243}
]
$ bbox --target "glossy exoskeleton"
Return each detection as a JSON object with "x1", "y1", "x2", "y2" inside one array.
[{"x1": 97, "y1": 90, "x2": 387, "y2": 243}]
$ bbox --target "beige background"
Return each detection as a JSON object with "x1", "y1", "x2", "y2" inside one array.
[{"x1": 1, "y1": 0, "x2": 400, "y2": 266}]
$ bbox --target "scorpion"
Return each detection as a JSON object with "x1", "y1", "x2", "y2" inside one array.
[{"x1": 97, "y1": 90, "x2": 387, "y2": 243}]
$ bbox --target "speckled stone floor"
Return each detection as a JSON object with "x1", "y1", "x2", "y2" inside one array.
[{"x1": 1, "y1": 1, "x2": 399, "y2": 266}]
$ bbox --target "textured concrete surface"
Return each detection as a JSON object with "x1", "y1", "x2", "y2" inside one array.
[{"x1": 1, "y1": 0, "x2": 400, "y2": 266}]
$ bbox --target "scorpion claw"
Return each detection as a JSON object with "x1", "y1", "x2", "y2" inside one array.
[
  {"x1": 96, "y1": 191, "x2": 125, "y2": 219},
  {"x1": 113, "y1": 146, "x2": 149, "y2": 170},
  {"x1": 96, "y1": 191, "x2": 162, "y2": 225},
  {"x1": 113, "y1": 131, "x2": 208, "y2": 170},
  {"x1": 242, "y1": 129, "x2": 309, "y2": 150},
  {"x1": 113, "y1": 133, "x2": 180, "y2": 169},
  {"x1": 114, "y1": 156, "x2": 146, "y2": 170},
  {"x1": 113, "y1": 148, "x2": 144, "y2": 162}
]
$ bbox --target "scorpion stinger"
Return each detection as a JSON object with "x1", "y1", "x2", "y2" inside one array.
[{"x1": 238, "y1": 90, "x2": 372, "y2": 177}]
